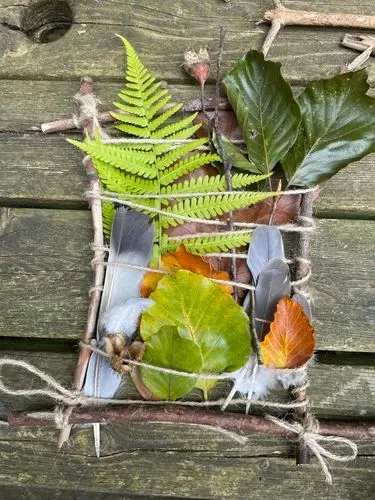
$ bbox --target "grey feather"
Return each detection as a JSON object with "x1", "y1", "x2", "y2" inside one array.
[
  {"x1": 247, "y1": 226, "x2": 285, "y2": 282},
  {"x1": 292, "y1": 292, "x2": 312, "y2": 321},
  {"x1": 84, "y1": 208, "x2": 154, "y2": 401},
  {"x1": 83, "y1": 352, "x2": 121, "y2": 399},
  {"x1": 97, "y1": 207, "x2": 154, "y2": 336},
  {"x1": 254, "y1": 258, "x2": 291, "y2": 340}
]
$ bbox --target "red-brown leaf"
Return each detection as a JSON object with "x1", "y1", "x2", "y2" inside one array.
[{"x1": 260, "y1": 296, "x2": 315, "y2": 369}]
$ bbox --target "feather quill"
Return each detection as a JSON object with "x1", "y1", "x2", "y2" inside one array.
[{"x1": 83, "y1": 207, "x2": 154, "y2": 456}]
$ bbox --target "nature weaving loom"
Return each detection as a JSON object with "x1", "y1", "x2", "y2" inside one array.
[{"x1": 2, "y1": 30, "x2": 375, "y2": 486}]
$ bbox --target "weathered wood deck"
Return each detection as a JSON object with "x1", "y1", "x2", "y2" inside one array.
[{"x1": 0, "y1": 0, "x2": 374, "y2": 498}]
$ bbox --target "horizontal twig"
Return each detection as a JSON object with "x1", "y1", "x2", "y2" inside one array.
[
  {"x1": 41, "y1": 97, "x2": 229, "y2": 134},
  {"x1": 342, "y1": 34, "x2": 375, "y2": 54},
  {"x1": 7, "y1": 406, "x2": 375, "y2": 441},
  {"x1": 263, "y1": 7, "x2": 375, "y2": 29}
]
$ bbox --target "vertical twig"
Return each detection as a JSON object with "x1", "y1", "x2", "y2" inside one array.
[
  {"x1": 293, "y1": 191, "x2": 314, "y2": 465},
  {"x1": 261, "y1": 1, "x2": 284, "y2": 57},
  {"x1": 58, "y1": 77, "x2": 106, "y2": 449},
  {"x1": 212, "y1": 26, "x2": 238, "y2": 301}
]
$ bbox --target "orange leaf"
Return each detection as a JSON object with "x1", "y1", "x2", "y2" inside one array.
[
  {"x1": 260, "y1": 296, "x2": 315, "y2": 369},
  {"x1": 140, "y1": 245, "x2": 233, "y2": 298}
]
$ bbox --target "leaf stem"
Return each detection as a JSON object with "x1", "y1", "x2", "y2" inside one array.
[{"x1": 212, "y1": 25, "x2": 238, "y2": 301}]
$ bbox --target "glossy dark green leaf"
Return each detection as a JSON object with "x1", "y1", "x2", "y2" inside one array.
[
  {"x1": 223, "y1": 50, "x2": 301, "y2": 174},
  {"x1": 141, "y1": 326, "x2": 202, "y2": 400},
  {"x1": 212, "y1": 131, "x2": 260, "y2": 173},
  {"x1": 141, "y1": 270, "x2": 251, "y2": 375},
  {"x1": 282, "y1": 70, "x2": 375, "y2": 186}
]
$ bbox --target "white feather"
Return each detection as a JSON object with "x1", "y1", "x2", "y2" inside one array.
[{"x1": 101, "y1": 298, "x2": 153, "y2": 338}]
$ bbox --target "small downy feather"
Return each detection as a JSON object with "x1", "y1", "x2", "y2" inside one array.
[{"x1": 230, "y1": 355, "x2": 279, "y2": 400}]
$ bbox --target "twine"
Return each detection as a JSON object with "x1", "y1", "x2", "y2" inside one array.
[
  {"x1": 267, "y1": 415, "x2": 358, "y2": 484},
  {"x1": 0, "y1": 358, "x2": 307, "y2": 410},
  {"x1": 84, "y1": 191, "x2": 315, "y2": 234},
  {"x1": 0, "y1": 357, "x2": 357, "y2": 482},
  {"x1": 73, "y1": 93, "x2": 109, "y2": 140},
  {"x1": 89, "y1": 258, "x2": 311, "y2": 291}
]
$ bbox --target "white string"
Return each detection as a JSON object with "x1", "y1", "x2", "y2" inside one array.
[
  {"x1": 90, "y1": 259, "x2": 311, "y2": 290},
  {"x1": 85, "y1": 192, "x2": 315, "y2": 233}
]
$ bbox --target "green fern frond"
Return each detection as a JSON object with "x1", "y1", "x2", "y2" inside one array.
[
  {"x1": 156, "y1": 138, "x2": 208, "y2": 171},
  {"x1": 102, "y1": 201, "x2": 115, "y2": 239},
  {"x1": 69, "y1": 36, "x2": 273, "y2": 261},
  {"x1": 149, "y1": 104, "x2": 183, "y2": 131},
  {"x1": 113, "y1": 101, "x2": 145, "y2": 117},
  {"x1": 160, "y1": 153, "x2": 221, "y2": 185},
  {"x1": 160, "y1": 191, "x2": 276, "y2": 228},
  {"x1": 111, "y1": 112, "x2": 148, "y2": 127},
  {"x1": 160, "y1": 172, "x2": 271, "y2": 195},
  {"x1": 152, "y1": 113, "x2": 198, "y2": 139},
  {"x1": 146, "y1": 95, "x2": 172, "y2": 120},
  {"x1": 94, "y1": 159, "x2": 157, "y2": 194},
  {"x1": 152, "y1": 125, "x2": 201, "y2": 156},
  {"x1": 166, "y1": 232, "x2": 252, "y2": 254},
  {"x1": 67, "y1": 138, "x2": 157, "y2": 178},
  {"x1": 113, "y1": 122, "x2": 150, "y2": 137}
]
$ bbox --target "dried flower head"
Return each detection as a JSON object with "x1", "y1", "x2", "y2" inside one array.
[{"x1": 184, "y1": 47, "x2": 210, "y2": 85}]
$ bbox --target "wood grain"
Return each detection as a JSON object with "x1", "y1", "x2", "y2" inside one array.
[
  {"x1": 0, "y1": 350, "x2": 374, "y2": 419},
  {"x1": 0, "y1": 208, "x2": 374, "y2": 351},
  {"x1": 0, "y1": 439, "x2": 373, "y2": 498},
  {"x1": 0, "y1": 1, "x2": 374, "y2": 83}
]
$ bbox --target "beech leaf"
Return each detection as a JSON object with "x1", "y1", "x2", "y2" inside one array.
[
  {"x1": 223, "y1": 50, "x2": 301, "y2": 174},
  {"x1": 282, "y1": 70, "x2": 375, "y2": 187},
  {"x1": 141, "y1": 326, "x2": 202, "y2": 400},
  {"x1": 141, "y1": 270, "x2": 251, "y2": 375},
  {"x1": 260, "y1": 296, "x2": 315, "y2": 369}
]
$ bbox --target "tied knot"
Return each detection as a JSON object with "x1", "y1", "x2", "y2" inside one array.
[
  {"x1": 267, "y1": 414, "x2": 358, "y2": 484},
  {"x1": 54, "y1": 406, "x2": 74, "y2": 430}
]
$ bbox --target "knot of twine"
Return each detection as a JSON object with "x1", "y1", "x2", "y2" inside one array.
[
  {"x1": 267, "y1": 414, "x2": 358, "y2": 484},
  {"x1": 73, "y1": 92, "x2": 109, "y2": 140}
]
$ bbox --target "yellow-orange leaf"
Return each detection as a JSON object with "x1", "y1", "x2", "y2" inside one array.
[
  {"x1": 260, "y1": 296, "x2": 315, "y2": 369},
  {"x1": 140, "y1": 244, "x2": 232, "y2": 297}
]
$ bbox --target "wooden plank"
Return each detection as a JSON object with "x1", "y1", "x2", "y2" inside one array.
[
  {"x1": 0, "y1": 438, "x2": 373, "y2": 499},
  {"x1": 0, "y1": 81, "x2": 208, "y2": 133},
  {"x1": 1, "y1": 350, "x2": 374, "y2": 420},
  {"x1": 0, "y1": 208, "x2": 91, "y2": 338},
  {"x1": 1, "y1": 1, "x2": 374, "y2": 83},
  {"x1": 0, "y1": 208, "x2": 374, "y2": 351},
  {"x1": 2, "y1": 76, "x2": 375, "y2": 215}
]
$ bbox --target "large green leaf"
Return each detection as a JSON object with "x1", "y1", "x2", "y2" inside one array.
[
  {"x1": 141, "y1": 270, "x2": 251, "y2": 375},
  {"x1": 141, "y1": 326, "x2": 202, "y2": 400},
  {"x1": 282, "y1": 70, "x2": 375, "y2": 187},
  {"x1": 223, "y1": 50, "x2": 301, "y2": 174}
]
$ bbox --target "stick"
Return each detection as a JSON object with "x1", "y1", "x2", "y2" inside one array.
[
  {"x1": 41, "y1": 98, "x2": 230, "y2": 134},
  {"x1": 7, "y1": 406, "x2": 375, "y2": 441},
  {"x1": 212, "y1": 26, "x2": 238, "y2": 300},
  {"x1": 263, "y1": 7, "x2": 375, "y2": 29},
  {"x1": 293, "y1": 191, "x2": 314, "y2": 465},
  {"x1": 342, "y1": 34, "x2": 375, "y2": 55},
  {"x1": 58, "y1": 77, "x2": 106, "y2": 448}
]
